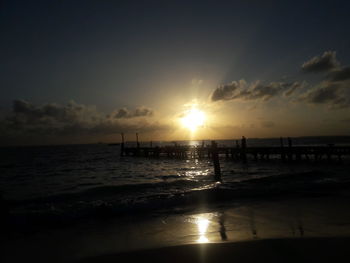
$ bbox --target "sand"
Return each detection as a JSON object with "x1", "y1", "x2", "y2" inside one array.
[
  {"x1": 3, "y1": 195, "x2": 350, "y2": 263},
  {"x1": 79, "y1": 237, "x2": 350, "y2": 263}
]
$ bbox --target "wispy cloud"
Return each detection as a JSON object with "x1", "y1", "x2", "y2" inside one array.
[
  {"x1": 301, "y1": 51, "x2": 339, "y2": 73},
  {"x1": 327, "y1": 66, "x2": 350, "y2": 82},
  {"x1": 113, "y1": 107, "x2": 153, "y2": 119},
  {"x1": 298, "y1": 82, "x2": 350, "y2": 109},
  {"x1": 211, "y1": 80, "x2": 302, "y2": 102}
]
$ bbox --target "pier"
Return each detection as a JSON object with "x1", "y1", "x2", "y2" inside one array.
[
  {"x1": 117, "y1": 135, "x2": 350, "y2": 182},
  {"x1": 121, "y1": 142, "x2": 350, "y2": 163}
]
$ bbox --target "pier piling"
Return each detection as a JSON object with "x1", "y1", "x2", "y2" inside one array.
[
  {"x1": 120, "y1": 133, "x2": 125, "y2": 157},
  {"x1": 211, "y1": 141, "x2": 222, "y2": 182},
  {"x1": 241, "y1": 136, "x2": 247, "y2": 163}
]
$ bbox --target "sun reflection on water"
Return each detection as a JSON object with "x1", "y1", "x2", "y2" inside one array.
[
  {"x1": 185, "y1": 212, "x2": 226, "y2": 243},
  {"x1": 198, "y1": 218, "x2": 209, "y2": 234},
  {"x1": 197, "y1": 235, "x2": 209, "y2": 243},
  {"x1": 192, "y1": 213, "x2": 217, "y2": 243},
  {"x1": 192, "y1": 181, "x2": 221, "y2": 191}
]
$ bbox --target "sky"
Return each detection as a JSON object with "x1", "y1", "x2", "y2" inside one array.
[{"x1": 1, "y1": 0, "x2": 350, "y2": 145}]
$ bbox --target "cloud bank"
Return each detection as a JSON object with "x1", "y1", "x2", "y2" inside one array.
[
  {"x1": 211, "y1": 50, "x2": 350, "y2": 109},
  {"x1": 0, "y1": 100, "x2": 167, "y2": 139}
]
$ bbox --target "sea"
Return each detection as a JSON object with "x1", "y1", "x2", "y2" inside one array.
[{"x1": 1, "y1": 136, "x2": 350, "y2": 228}]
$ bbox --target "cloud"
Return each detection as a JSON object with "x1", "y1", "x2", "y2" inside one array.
[
  {"x1": 210, "y1": 51, "x2": 349, "y2": 110},
  {"x1": 298, "y1": 82, "x2": 350, "y2": 109},
  {"x1": 237, "y1": 82, "x2": 288, "y2": 101},
  {"x1": 301, "y1": 51, "x2": 339, "y2": 73},
  {"x1": 113, "y1": 106, "x2": 154, "y2": 119},
  {"x1": 327, "y1": 66, "x2": 350, "y2": 82},
  {"x1": 298, "y1": 50, "x2": 350, "y2": 109},
  {"x1": 114, "y1": 108, "x2": 129, "y2": 118},
  {"x1": 211, "y1": 81, "x2": 241, "y2": 101},
  {"x1": 11, "y1": 99, "x2": 93, "y2": 124},
  {"x1": 0, "y1": 100, "x2": 164, "y2": 139},
  {"x1": 134, "y1": 107, "x2": 154, "y2": 117},
  {"x1": 300, "y1": 50, "x2": 350, "y2": 82},
  {"x1": 211, "y1": 80, "x2": 301, "y2": 102},
  {"x1": 283, "y1": 82, "x2": 304, "y2": 97}
]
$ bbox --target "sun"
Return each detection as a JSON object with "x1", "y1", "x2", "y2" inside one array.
[{"x1": 181, "y1": 107, "x2": 206, "y2": 132}]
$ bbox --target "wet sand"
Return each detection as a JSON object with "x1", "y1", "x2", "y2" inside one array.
[
  {"x1": 2, "y1": 194, "x2": 350, "y2": 263},
  {"x1": 79, "y1": 237, "x2": 350, "y2": 263}
]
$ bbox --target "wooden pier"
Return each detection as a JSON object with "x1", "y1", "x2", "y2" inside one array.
[
  {"x1": 121, "y1": 143, "x2": 350, "y2": 162},
  {"x1": 117, "y1": 134, "x2": 350, "y2": 182}
]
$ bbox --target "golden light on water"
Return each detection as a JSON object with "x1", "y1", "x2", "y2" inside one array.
[
  {"x1": 196, "y1": 217, "x2": 210, "y2": 243},
  {"x1": 197, "y1": 235, "x2": 209, "y2": 243},
  {"x1": 198, "y1": 218, "x2": 209, "y2": 234},
  {"x1": 181, "y1": 107, "x2": 206, "y2": 132}
]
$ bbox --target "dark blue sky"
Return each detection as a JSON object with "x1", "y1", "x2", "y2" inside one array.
[
  {"x1": 2, "y1": 1, "x2": 349, "y2": 108},
  {"x1": 1, "y1": 0, "x2": 350, "y2": 144}
]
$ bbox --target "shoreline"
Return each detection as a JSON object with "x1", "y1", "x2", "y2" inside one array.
[
  {"x1": 3, "y1": 193, "x2": 350, "y2": 263},
  {"x1": 79, "y1": 237, "x2": 350, "y2": 263}
]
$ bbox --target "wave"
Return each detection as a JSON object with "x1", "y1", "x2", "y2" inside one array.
[
  {"x1": 6, "y1": 170, "x2": 350, "y2": 231},
  {"x1": 9, "y1": 179, "x2": 205, "y2": 205}
]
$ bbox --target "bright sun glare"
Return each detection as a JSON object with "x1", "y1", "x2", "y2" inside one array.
[
  {"x1": 181, "y1": 107, "x2": 205, "y2": 132},
  {"x1": 197, "y1": 217, "x2": 209, "y2": 243}
]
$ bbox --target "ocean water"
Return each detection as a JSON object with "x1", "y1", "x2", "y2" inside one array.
[{"x1": 1, "y1": 137, "x2": 350, "y2": 226}]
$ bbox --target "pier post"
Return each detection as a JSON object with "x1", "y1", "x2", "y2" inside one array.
[
  {"x1": 234, "y1": 140, "x2": 240, "y2": 160},
  {"x1": 120, "y1": 133, "x2": 125, "y2": 157},
  {"x1": 241, "y1": 136, "x2": 247, "y2": 163},
  {"x1": 154, "y1": 146, "x2": 160, "y2": 158},
  {"x1": 136, "y1": 133, "x2": 140, "y2": 148},
  {"x1": 211, "y1": 141, "x2": 221, "y2": 181},
  {"x1": 136, "y1": 133, "x2": 140, "y2": 156},
  {"x1": 280, "y1": 137, "x2": 285, "y2": 161},
  {"x1": 327, "y1": 144, "x2": 333, "y2": 163}
]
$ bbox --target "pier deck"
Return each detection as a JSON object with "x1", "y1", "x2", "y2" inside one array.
[{"x1": 121, "y1": 145, "x2": 350, "y2": 162}]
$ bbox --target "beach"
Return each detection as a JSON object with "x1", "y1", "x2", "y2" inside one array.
[
  {"x1": 2, "y1": 192, "x2": 350, "y2": 263},
  {"x1": 80, "y1": 237, "x2": 350, "y2": 263}
]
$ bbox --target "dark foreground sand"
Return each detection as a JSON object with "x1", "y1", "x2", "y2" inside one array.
[
  {"x1": 80, "y1": 237, "x2": 350, "y2": 263},
  {"x1": 3, "y1": 195, "x2": 350, "y2": 263}
]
